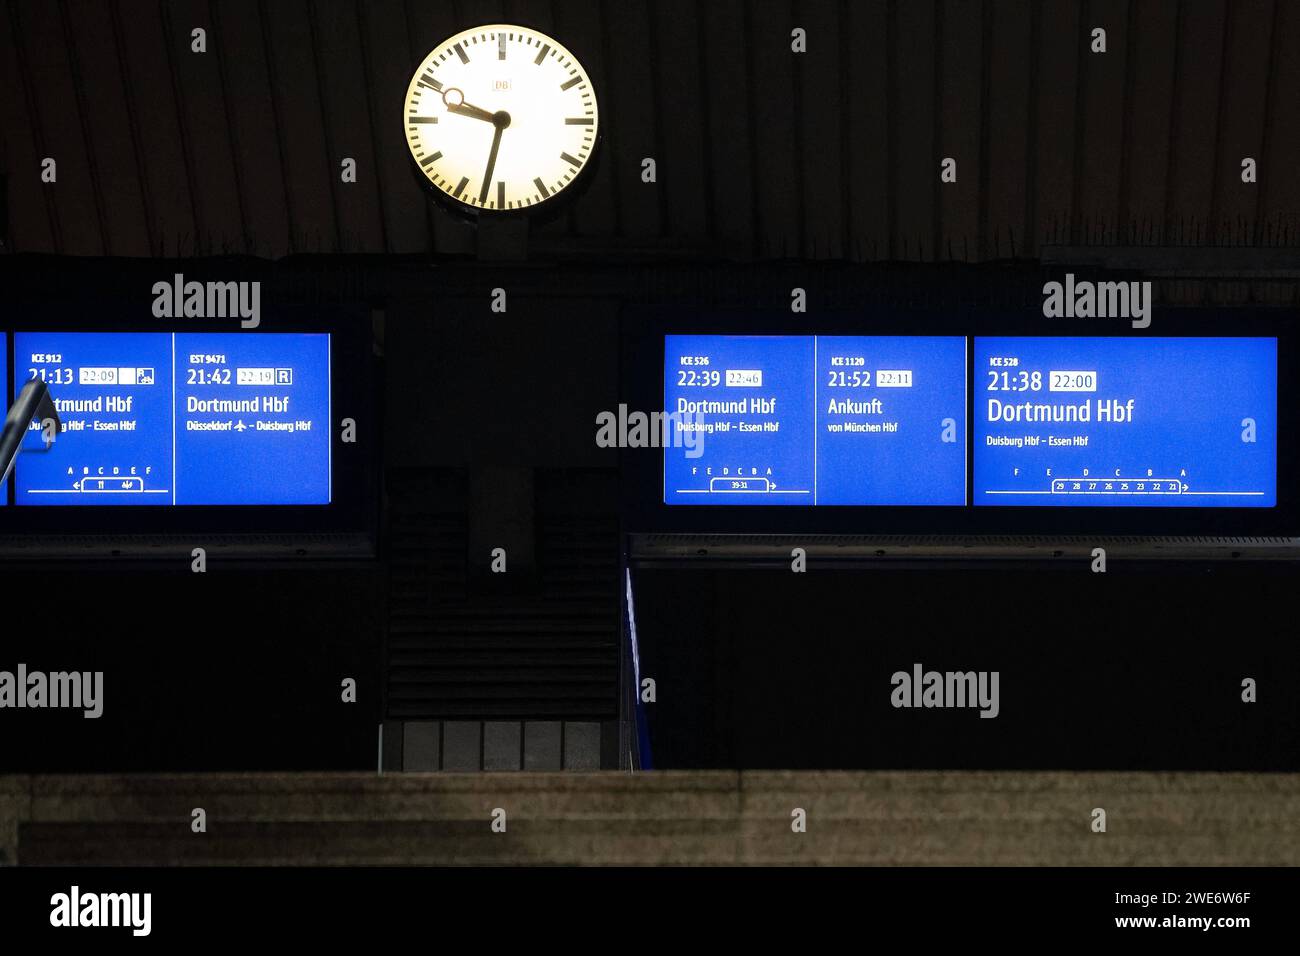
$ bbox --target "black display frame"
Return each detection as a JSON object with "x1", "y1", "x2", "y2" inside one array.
[
  {"x1": 0, "y1": 304, "x2": 376, "y2": 539},
  {"x1": 621, "y1": 305, "x2": 1298, "y2": 537}
]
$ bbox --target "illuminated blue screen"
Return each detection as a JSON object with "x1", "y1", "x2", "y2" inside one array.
[
  {"x1": 13, "y1": 332, "x2": 330, "y2": 505},
  {"x1": 664, "y1": 335, "x2": 967, "y2": 505},
  {"x1": 973, "y1": 337, "x2": 1276, "y2": 507}
]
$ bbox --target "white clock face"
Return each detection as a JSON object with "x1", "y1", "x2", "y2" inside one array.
[{"x1": 403, "y1": 24, "x2": 600, "y2": 213}]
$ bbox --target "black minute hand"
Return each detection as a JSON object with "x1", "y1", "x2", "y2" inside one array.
[{"x1": 479, "y1": 125, "x2": 503, "y2": 204}]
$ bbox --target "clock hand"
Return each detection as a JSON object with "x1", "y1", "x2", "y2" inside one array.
[
  {"x1": 479, "y1": 124, "x2": 504, "y2": 204},
  {"x1": 442, "y1": 87, "x2": 497, "y2": 124},
  {"x1": 448, "y1": 101, "x2": 498, "y2": 123}
]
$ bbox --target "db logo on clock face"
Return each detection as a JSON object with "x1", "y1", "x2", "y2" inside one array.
[{"x1": 402, "y1": 24, "x2": 601, "y2": 216}]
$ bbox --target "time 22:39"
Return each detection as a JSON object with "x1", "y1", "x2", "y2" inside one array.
[{"x1": 677, "y1": 369, "x2": 720, "y2": 387}]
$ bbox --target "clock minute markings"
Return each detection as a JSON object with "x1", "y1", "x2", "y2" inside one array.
[{"x1": 416, "y1": 71, "x2": 441, "y2": 92}]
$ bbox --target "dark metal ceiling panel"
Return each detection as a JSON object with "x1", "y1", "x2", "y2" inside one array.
[
  {"x1": 169, "y1": 0, "x2": 245, "y2": 250},
  {"x1": 264, "y1": 0, "x2": 340, "y2": 252},
  {"x1": 1215, "y1": 0, "x2": 1274, "y2": 240},
  {"x1": 1076, "y1": 0, "x2": 1129, "y2": 243},
  {"x1": 67, "y1": 0, "x2": 152, "y2": 256},
  {"x1": 798, "y1": 0, "x2": 845, "y2": 260},
  {"x1": 1167, "y1": 0, "x2": 1227, "y2": 239},
  {"x1": 988, "y1": 0, "x2": 1034, "y2": 258},
  {"x1": 1262, "y1": 0, "x2": 1300, "y2": 239},
  {"x1": 751, "y1": 0, "x2": 801, "y2": 259},
  {"x1": 3, "y1": 0, "x2": 1299, "y2": 261},
  {"x1": 845, "y1": 0, "x2": 891, "y2": 261},
  {"x1": 654, "y1": 0, "x2": 710, "y2": 243},
  {"x1": 1032, "y1": 0, "x2": 1082, "y2": 251},
  {"x1": 13, "y1": 0, "x2": 102, "y2": 254},
  {"x1": 312, "y1": 0, "x2": 387, "y2": 252},
  {"x1": 894, "y1": 0, "x2": 938, "y2": 261},
  {"x1": 0, "y1": 1, "x2": 54, "y2": 252},
  {"x1": 938, "y1": 0, "x2": 983, "y2": 259},
  {"x1": 606, "y1": 0, "x2": 662, "y2": 241},
  {"x1": 115, "y1": 0, "x2": 196, "y2": 254},
  {"x1": 1123, "y1": 0, "x2": 1178, "y2": 236},
  {"x1": 362, "y1": 0, "x2": 429, "y2": 254},
  {"x1": 701, "y1": 0, "x2": 755, "y2": 257},
  {"x1": 214, "y1": 0, "x2": 292, "y2": 257}
]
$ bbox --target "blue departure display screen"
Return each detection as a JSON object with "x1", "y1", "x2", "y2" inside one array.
[
  {"x1": 13, "y1": 332, "x2": 330, "y2": 505},
  {"x1": 664, "y1": 335, "x2": 967, "y2": 505},
  {"x1": 974, "y1": 337, "x2": 1276, "y2": 507}
]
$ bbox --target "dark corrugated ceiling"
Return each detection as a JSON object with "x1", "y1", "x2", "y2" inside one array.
[{"x1": 2, "y1": 0, "x2": 1298, "y2": 260}]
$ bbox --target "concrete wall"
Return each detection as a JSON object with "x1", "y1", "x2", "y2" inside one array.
[{"x1": 6, "y1": 771, "x2": 1299, "y2": 866}]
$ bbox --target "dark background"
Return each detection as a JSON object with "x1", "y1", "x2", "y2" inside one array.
[{"x1": 1, "y1": 0, "x2": 1298, "y2": 773}]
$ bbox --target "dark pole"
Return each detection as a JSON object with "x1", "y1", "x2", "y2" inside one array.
[{"x1": 0, "y1": 379, "x2": 61, "y2": 486}]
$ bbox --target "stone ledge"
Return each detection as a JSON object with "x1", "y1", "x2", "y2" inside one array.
[{"x1": 5, "y1": 771, "x2": 1298, "y2": 866}]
